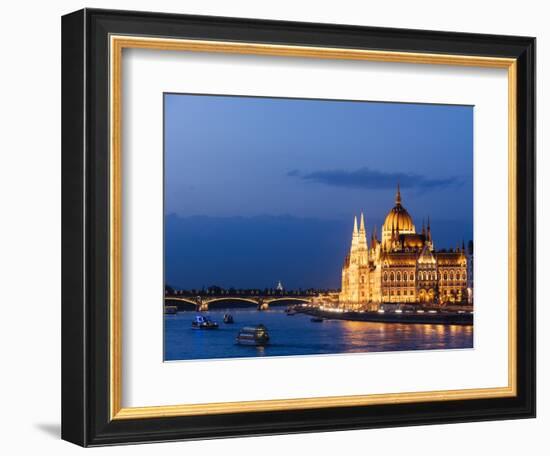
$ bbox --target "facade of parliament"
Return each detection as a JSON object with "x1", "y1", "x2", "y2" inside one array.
[{"x1": 339, "y1": 185, "x2": 471, "y2": 309}]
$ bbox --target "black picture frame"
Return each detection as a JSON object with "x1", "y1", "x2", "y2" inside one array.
[{"x1": 62, "y1": 8, "x2": 536, "y2": 447}]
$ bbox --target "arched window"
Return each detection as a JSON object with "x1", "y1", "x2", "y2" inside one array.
[
  {"x1": 360, "y1": 275, "x2": 365, "y2": 284},
  {"x1": 390, "y1": 272, "x2": 395, "y2": 281},
  {"x1": 462, "y1": 272, "x2": 466, "y2": 281},
  {"x1": 404, "y1": 273, "x2": 408, "y2": 282},
  {"x1": 450, "y1": 272, "x2": 454, "y2": 280},
  {"x1": 383, "y1": 272, "x2": 388, "y2": 282},
  {"x1": 410, "y1": 272, "x2": 414, "y2": 281},
  {"x1": 397, "y1": 272, "x2": 401, "y2": 281},
  {"x1": 444, "y1": 272, "x2": 448, "y2": 280}
]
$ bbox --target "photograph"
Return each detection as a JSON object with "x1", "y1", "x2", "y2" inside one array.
[{"x1": 163, "y1": 93, "x2": 474, "y2": 361}]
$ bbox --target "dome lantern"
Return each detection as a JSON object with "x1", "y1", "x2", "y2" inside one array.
[{"x1": 381, "y1": 184, "x2": 416, "y2": 247}]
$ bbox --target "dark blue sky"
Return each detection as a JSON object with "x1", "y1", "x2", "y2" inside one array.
[{"x1": 165, "y1": 94, "x2": 473, "y2": 290}]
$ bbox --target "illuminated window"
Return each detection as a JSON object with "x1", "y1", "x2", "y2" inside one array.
[
  {"x1": 397, "y1": 272, "x2": 401, "y2": 281},
  {"x1": 383, "y1": 272, "x2": 388, "y2": 282},
  {"x1": 390, "y1": 272, "x2": 395, "y2": 281},
  {"x1": 444, "y1": 273, "x2": 448, "y2": 280}
]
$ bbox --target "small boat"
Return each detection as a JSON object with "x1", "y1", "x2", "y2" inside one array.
[
  {"x1": 236, "y1": 324, "x2": 270, "y2": 346},
  {"x1": 310, "y1": 317, "x2": 324, "y2": 323},
  {"x1": 191, "y1": 315, "x2": 218, "y2": 329},
  {"x1": 223, "y1": 313, "x2": 234, "y2": 324},
  {"x1": 164, "y1": 305, "x2": 177, "y2": 315}
]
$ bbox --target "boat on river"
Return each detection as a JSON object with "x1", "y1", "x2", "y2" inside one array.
[
  {"x1": 236, "y1": 324, "x2": 270, "y2": 346},
  {"x1": 191, "y1": 315, "x2": 219, "y2": 329},
  {"x1": 223, "y1": 313, "x2": 234, "y2": 324}
]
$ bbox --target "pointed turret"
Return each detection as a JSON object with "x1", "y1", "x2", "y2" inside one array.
[
  {"x1": 421, "y1": 218, "x2": 426, "y2": 236},
  {"x1": 370, "y1": 226, "x2": 379, "y2": 250},
  {"x1": 350, "y1": 215, "x2": 360, "y2": 252},
  {"x1": 395, "y1": 182, "x2": 402, "y2": 205},
  {"x1": 359, "y1": 213, "x2": 368, "y2": 248}
]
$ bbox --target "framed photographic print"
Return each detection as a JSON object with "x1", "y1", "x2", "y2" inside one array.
[{"x1": 61, "y1": 8, "x2": 536, "y2": 446}]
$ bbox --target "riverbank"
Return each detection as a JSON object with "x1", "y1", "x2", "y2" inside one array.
[{"x1": 304, "y1": 308, "x2": 473, "y2": 326}]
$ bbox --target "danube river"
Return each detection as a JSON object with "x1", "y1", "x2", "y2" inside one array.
[{"x1": 164, "y1": 307, "x2": 473, "y2": 361}]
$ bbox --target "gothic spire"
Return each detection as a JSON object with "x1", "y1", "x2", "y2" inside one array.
[
  {"x1": 395, "y1": 182, "x2": 402, "y2": 205},
  {"x1": 353, "y1": 215, "x2": 358, "y2": 234},
  {"x1": 359, "y1": 212, "x2": 365, "y2": 232}
]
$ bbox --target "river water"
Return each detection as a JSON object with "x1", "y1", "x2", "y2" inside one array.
[{"x1": 164, "y1": 307, "x2": 473, "y2": 361}]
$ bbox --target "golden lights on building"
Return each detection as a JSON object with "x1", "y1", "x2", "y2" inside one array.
[{"x1": 339, "y1": 185, "x2": 469, "y2": 310}]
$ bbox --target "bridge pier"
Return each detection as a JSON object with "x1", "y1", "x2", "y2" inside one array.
[
  {"x1": 258, "y1": 299, "x2": 268, "y2": 311},
  {"x1": 198, "y1": 302, "x2": 209, "y2": 312}
]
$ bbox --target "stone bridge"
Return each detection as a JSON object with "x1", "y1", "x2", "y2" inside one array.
[{"x1": 164, "y1": 295, "x2": 312, "y2": 311}]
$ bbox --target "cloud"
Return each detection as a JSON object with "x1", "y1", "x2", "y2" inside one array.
[{"x1": 287, "y1": 167, "x2": 461, "y2": 190}]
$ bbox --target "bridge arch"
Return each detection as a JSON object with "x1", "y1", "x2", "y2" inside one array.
[
  {"x1": 164, "y1": 297, "x2": 198, "y2": 311},
  {"x1": 264, "y1": 297, "x2": 311, "y2": 306},
  {"x1": 205, "y1": 297, "x2": 260, "y2": 310}
]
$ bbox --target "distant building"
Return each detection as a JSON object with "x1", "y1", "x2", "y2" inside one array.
[
  {"x1": 339, "y1": 185, "x2": 469, "y2": 310},
  {"x1": 276, "y1": 280, "x2": 284, "y2": 292},
  {"x1": 467, "y1": 240, "x2": 474, "y2": 305}
]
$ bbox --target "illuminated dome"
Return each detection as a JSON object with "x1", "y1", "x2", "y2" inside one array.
[{"x1": 383, "y1": 185, "x2": 415, "y2": 233}]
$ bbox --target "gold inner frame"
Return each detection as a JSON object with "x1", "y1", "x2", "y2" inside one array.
[{"x1": 109, "y1": 35, "x2": 518, "y2": 420}]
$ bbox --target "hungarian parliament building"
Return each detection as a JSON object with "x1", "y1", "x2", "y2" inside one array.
[{"x1": 338, "y1": 185, "x2": 472, "y2": 310}]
